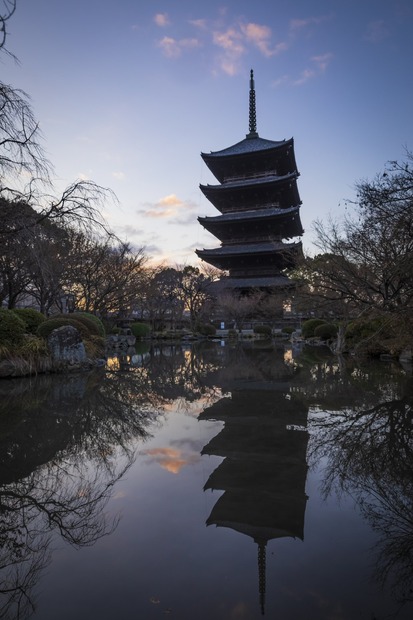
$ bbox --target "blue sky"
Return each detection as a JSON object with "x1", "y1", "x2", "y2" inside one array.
[{"x1": 2, "y1": 0, "x2": 412, "y2": 264}]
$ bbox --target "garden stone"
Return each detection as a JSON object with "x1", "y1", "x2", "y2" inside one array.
[{"x1": 47, "y1": 325, "x2": 87, "y2": 364}]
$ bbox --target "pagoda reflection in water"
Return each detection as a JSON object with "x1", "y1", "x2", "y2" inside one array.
[{"x1": 198, "y1": 344, "x2": 309, "y2": 615}]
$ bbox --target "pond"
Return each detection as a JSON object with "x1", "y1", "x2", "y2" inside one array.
[{"x1": 0, "y1": 341, "x2": 412, "y2": 620}]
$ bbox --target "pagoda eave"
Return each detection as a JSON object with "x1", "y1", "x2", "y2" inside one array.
[
  {"x1": 200, "y1": 171, "x2": 298, "y2": 192},
  {"x1": 196, "y1": 240, "x2": 302, "y2": 258},
  {"x1": 198, "y1": 206, "x2": 304, "y2": 240},
  {"x1": 201, "y1": 136, "x2": 294, "y2": 160}
]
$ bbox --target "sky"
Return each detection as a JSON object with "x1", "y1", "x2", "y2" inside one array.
[{"x1": 1, "y1": 0, "x2": 413, "y2": 265}]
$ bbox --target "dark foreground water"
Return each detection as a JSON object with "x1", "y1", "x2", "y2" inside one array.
[{"x1": 0, "y1": 341, "x2": 412, "y2": 620}]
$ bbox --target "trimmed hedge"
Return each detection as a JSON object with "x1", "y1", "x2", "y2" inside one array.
[
  {"x1": 51, "y1": 313, "x2": 101, "y2": 336},
  {"x1": 37, "y1": 317, "x2": 91, "y2": 340},
  {"x1": 0, "y1": 308, "x2": 26, "y2": 345},
  {"x1": 12, "y1": 308, "x2": 46, "y2": 334},
  {"x1": 344, "y1": 317, "x2": 392, "y2": 357},
  {"x1": 302, "y1": 318, "x2": 327, "y2": 339},
  {"x1": 75, "y1": 312, "x2": 106, "y2": 337},
  {"x1": 314, "y1": 323, "x2": 338, "y2": 341},
  {"x1": 195, "y1": 323, "x2": 216, "y2": 336},
  {"x1": 253, "y1": 325, "x2": 272, "y2": 336},
  {"x1": 130, "y1": 322, "x2": 151, "y2": 338}
]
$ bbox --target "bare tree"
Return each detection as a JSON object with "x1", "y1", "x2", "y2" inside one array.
[
  {"x1": 178, "y1": 265, "x2": 213, "y2": 329},
  {"x1": 0, "y1": 0, "x2": 16, "y2": 53},
  {"x1": 294, "y1": 152, "x2": 413, "y2": 352},
  {"x1": 64, "y1": 230, "x2": 147, "y2": 316},
  {"x1": 310, "y1": 153, "x2": 413, "y2": 317},
  {"x1": 0, "y1": 82, "x2": 52, "y2": 193},
  {"x1": 216, "y1": 290, "x2": 263, "y2": 331}
]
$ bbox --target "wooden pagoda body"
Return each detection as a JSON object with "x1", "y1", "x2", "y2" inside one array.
[{"x1": 196, "y1": 71, "x2": 303, "y2": 293}]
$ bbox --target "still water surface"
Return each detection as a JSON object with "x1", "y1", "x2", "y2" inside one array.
[{"x1": 0, "y1": 341, "x2": 412, "y2": 619}]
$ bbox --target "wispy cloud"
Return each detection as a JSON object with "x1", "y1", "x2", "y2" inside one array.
[
  {"x1": 189, "y1": 18, "x2": 208, "y2": 30},
  {"x1": 289, "y1": 14, "x2": 332, "y2": 32},
  {"x1": 213, "y1": 27, "x2": 244, "y2": 53},
  {"x1": 154, "y1": 13, "x2": 170, "y2": 28},
  {"x1": 212, "y1": 21, "x2": 289, "y2": 74},
  {"x1": 274, "y1": 51, "x2": 333, "y2": 87},
  {"x1": 312, "y1": 52, "x2": 333, "y2": 71},
  {"x1": 364, "y1": 20, "x2": 389, "y2": 43},
  {"x1": 241, "y1": 22, "x2": 287, "y2": 57},
  {"x1": 155, "y1": 12, "x2": 287, "y2": 74},
  {"x1": 114, "y1": 224, "x2": 144, "y2": 238},
  {"x1": 158, "y1": 35, "x2": 201, "y2": 58},
  {"x1": 154, "y1": 10, "x2": 329, "y2": 78},
  {"x1": 293, "y1": 68, "x2": 316, "y2": 86},
  {"x1": 138, "y1": 194, "x2": 196, "y2": 220},
  {"x1": 212, "y1": 26, "x2": 245, "y2": 75}
]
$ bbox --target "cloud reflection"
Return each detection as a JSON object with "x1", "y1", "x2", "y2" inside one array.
[{"x1": 143, "y1": 447, "x2": 200, "y2": 474}]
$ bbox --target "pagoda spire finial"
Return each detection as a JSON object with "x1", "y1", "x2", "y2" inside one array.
[{"x1": 247, "y1": 68, "x2": 258, "y2": 138}]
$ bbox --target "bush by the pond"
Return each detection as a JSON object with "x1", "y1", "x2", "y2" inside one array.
[
  {"x1": 253, "y1": 325, "x2": 272, "y2": 336},
  {"x1": 84, "y1": 335, "x2": 106, "y2": 358},
  {"x1": 344, "y1": 316, "x2": 396, "y2": 357},
  {"x1": 314, "y1": 323, "x2": 338, "y2": 341},
  {"x1": 12, "y1": 308, "x2": 46, "y2": 334},
  {"x1": 74, "y1": 312, "x2": 106, "y2": 337},
  {"x1": 281, "y1": 326, "x2": 295, "y2": 335},
  {"x1": 0, "y1": 308, "x2": 26, "y2": 346},
  {"x1": 195, "y1": 323, "x2": 216, "y2": 336},
  {"x1": 228, "y1": 329, "x2": 238, "y2": 338},
  {"x1": 302, "y1": 318, "x2": 327, "y2": 339},
  {"x1": 37, "y1": 317, "x2": 91, "y2": 340},
  {"x1": 130, "y1": 322, "x2": 151, "y2": 338},
  {"x1": 50, "y1": 313, "x2": 102, "y2": 337},
  {"x1": 0, "y1": 333, "x2": 51, "y2": 375}
]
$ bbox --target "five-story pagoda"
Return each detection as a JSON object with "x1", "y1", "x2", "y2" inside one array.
[{"x1": 196, "y1": 70, "x2": 303, "y2": 293}]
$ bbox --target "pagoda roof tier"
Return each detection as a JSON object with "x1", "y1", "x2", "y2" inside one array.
[
  {"x1": 202, "y1": 171, "x2": 297, "y2": 190},
  {"x1": 198, "y1": 206, "x2": 303, "y2": 240},
  {"x1": 200, "y1": 173, "x2": 300, "y2": 213},
  {"x1": 196, "y1": 240, "x2": 302, "y2": 271},
  {"x1": 197, "y1": 239, "x2": 301, "y2": 257},
  {"x1": 204, "y1": 136, "x2": 291, "y2": 157},
  {"x1": 201, "y1": 137, "x2": 298, "y2": 183}
]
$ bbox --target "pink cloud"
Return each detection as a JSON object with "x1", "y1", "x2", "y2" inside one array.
[{"x1": 154, "y1": 13, "x2": 170, "y2": 27}]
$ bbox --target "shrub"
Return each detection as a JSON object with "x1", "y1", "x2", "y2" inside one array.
[
  {"x1": 301, "y1": 318, "x2": 327, "y2": 339},
  {"x1": 0, "y1": 308, "x2": 26, "y2": 345},
  {"x1": 75, "y1": 312, "x2": 106, "y2": 337},
  {"x1": 345, "y1": 317, "x2": 393, "y2": 356},
  {"x1": 314, "y1": 323, "x2": 338, "y2": 341},
  {"x1": 37, "y1": 317, "x2": 91, "y2": 340},
  {"x1": 12, "y1": 308, "x2": 46, "y2": 334},
  {"x1": 253, "y1": 324, "x2": 272, "y2": 336},
  {"x1": 84, "y1": 335, "x2": 106, "y2": 358},
  {"x1": 130, "y1": 322, "x2": 151, "y2": 339},
  {"x1": 50, "y1": 313, "x2": 101, "y2": 336},
  {"x1": 17, "y1": 334, "x2": 49, "y2": 357},
  {"x1": 228, "y1": 329, "x2": 238, "y2": 338},
  {"x1": 281, "y1": 326, "x2": 295, "y2": 335},
  {"x1": 195, "y1": 323, "x2": 216, "y2": 336}
]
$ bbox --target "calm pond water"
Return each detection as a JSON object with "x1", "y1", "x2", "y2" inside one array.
[{"x1": 0, "y1": 341, "x2": 412, "y2": 620}]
